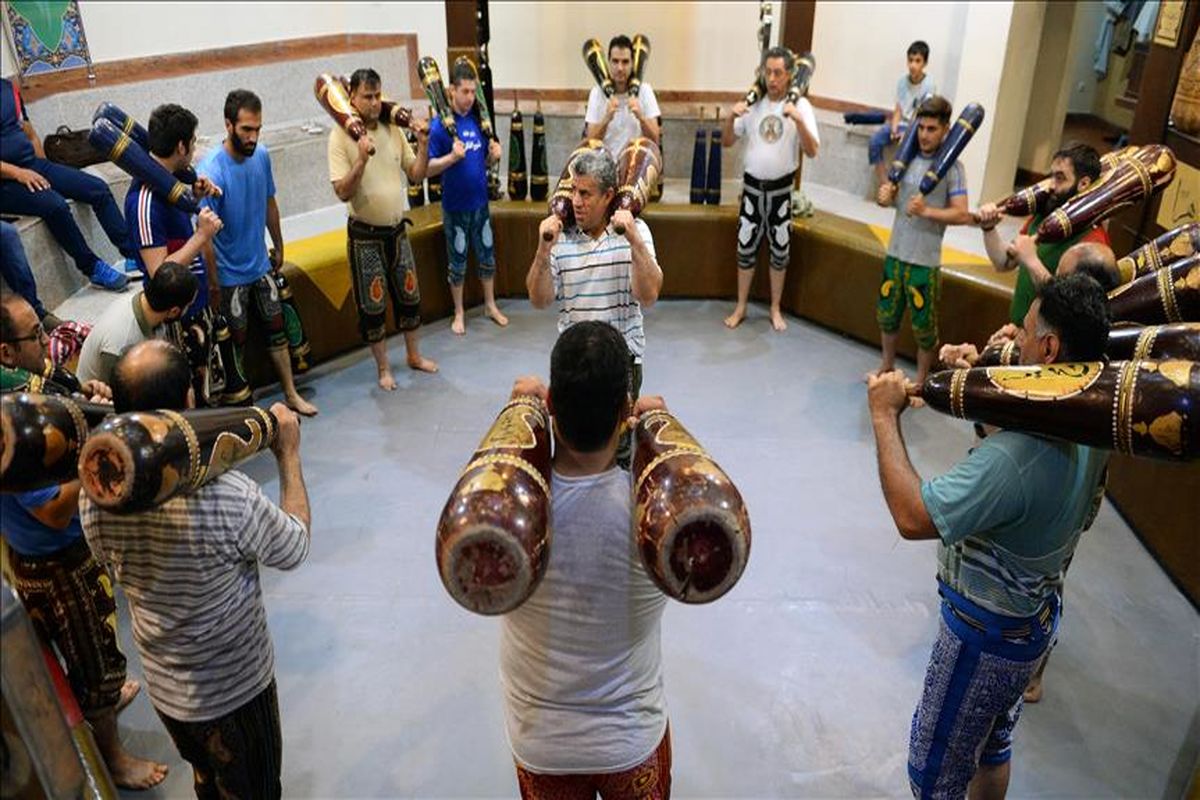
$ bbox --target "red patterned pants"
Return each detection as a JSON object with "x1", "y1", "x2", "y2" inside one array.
[{"x1": 515, "y1": 727, "x2": 672, "y2": 800}]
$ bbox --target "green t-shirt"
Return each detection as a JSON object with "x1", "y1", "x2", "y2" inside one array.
[{"x1": 1008, "y1": 215, "x2": 1108, "y2": 324}]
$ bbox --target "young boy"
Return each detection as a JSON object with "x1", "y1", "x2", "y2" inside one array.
[
  {"x1": 874, "y1": 95, "x2": 972, "y2": 386},
  {"x1": 869, "y1": 41, "x2": 937, "y2": 189}
]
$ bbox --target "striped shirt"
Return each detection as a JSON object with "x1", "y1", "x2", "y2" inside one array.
[
  {"x1": 81, "y1": 470, "x2": 309, "y2": 722},
  {"x1": 921, "y1": 431, "x2": 1109, "y2": 618},
  {"x1": 549, "y1": 220, "x2": 655, "y2": 363}
]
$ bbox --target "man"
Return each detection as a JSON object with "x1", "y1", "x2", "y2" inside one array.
[
  {"x1": 584, "y1": 34, "x2": 662, "y2": 159},
  {"x1": 0, "y1": 292, "x2": 167, "y2": 790},
  {"x1": 939, "y1": 241, "x2": 1120, "y2": 370},
  {"x1": 199, "y1": 89, "x2": 317, "y2": 416},
  {"x1": 976, "y1": 143, "x2": 1111, "y2": 324},
  {"x1": 76, "y1": 260, "x2": 198, "y2": 385},
  {"x1": 867, "y1": 273, "x2": 1112, "y2": 799},
  {"x1": 874, "y1": 95, "x2": 973, "y2": 386},
  {"x1": 1, "y1": 219, "x2": 62, "y2": 330},
  {"x1": 82, "y1": 339, "x2": 311, "y2": 799},
  {"x1": 328, "y1": 67, "x2": 437, "y2": 389},
  {"x1": 723, "y1": 46, "x2": 820, "y2": 332},
  {"x1": 500, "y1": 321, "x2": 671, "y2": 798},
  {"x1": 527, "y1": 149, "x2": 662, "y2": 467},
  {"x1": 0, "y1": 76, "x2": 131, "y2": 290},
  {"x1": 428, "y1": 60, "x2": 508, "y2": 335}
]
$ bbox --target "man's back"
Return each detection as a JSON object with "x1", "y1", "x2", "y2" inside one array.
[
  {"x1": 76, "y1": 293, "x2": 147, "y2": 385},
  {"x1": 500, "y1": 465, "x2": 667, "y2": 773},
  {"x1": 81, "y1": 469, "x2": 309, "y2": 721}
]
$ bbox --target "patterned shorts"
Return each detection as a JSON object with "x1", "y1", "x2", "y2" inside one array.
[
  {"x1": 907, "y1": 582, "x2": 1057, "y2": 799},
  {"x1": 737, "y1": 172, "x2": 794, "y2": 271},
  {"x1": 877, "y1": 256, "x2": 940, "y2": 350},
  {"x1": 515, "y1": 726, "x2": 671, "y2": 800},
  {"x1": 348, "y1": 218, "x2": 422, "y2": 342},
  {"x1": 443, "y1": 205, "x2": 497, "y2": 286},
  {"x1": 220, "y1": 273, "x2": 287, "y2": 350}
]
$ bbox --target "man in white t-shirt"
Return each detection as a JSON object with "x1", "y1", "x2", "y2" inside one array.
[
  {"x1": 500, "y1": 320, "x2": 671, "y2": 798},
  {"x1": 584, "y1": 35, "x2": 661, "y2": 159},
  {"x1": 722, "y1": 46, "x2": 820, "y2": 332}
]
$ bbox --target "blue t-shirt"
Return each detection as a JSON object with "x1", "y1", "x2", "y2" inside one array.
[
  {"x1": 0, "y1": 78, "x2": 35, "y2": 166},
  {"x1": 124, "y1": 178, "x2": 207, "y2": 316},
  {"x1": 197, "y1": 143, "x2": 275, "y2": 287},
  {"x1": 921, "y1": 431, "x2": 1109, "y2": 617},
  {"x1": 428, "y1": 111, "x2": 489, "y2": 213},
  {"x1": 0, "y1": 486, "x2": 84, "y2": 557}
]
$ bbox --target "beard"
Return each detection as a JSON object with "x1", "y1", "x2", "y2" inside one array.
[
  {"x1": 232, "y1": 135, "x2": 257, "y2": 157},
  {"x1": 1042, "y1": 181, "x2": 1079, "y2": 215}
]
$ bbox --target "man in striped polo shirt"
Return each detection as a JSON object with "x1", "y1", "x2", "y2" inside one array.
[
  {"x1": 81, "y1": 339, "x2": 311, "y2": 799},
  {"x1": 866, "y1": 273, "x2": 1111, "y2": 799},
  {"x1": 526, "y1": 148, "x2": 662, "y2": 466}
]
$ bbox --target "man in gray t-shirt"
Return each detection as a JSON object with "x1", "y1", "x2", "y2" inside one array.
[{"x1": 873, "y1": 95, "x2": 972, "y2": 386}]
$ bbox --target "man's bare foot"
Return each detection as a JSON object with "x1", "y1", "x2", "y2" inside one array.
[
  {"x1": 287, "y1": 394, "x2": 319, "y2": 417},
  {"x1": 451, "y1": 314, "x2": 466, "y2": 335},
  {"x1": 108, "y1": 751, "x2": 169, "y2": 790},
  {"x1": 1023, "y1": 679, "x2": 1043, "y2": 704},
  {"x1": 378, "y1": 369, "x2": 398, "y2": 391},
  {"x1": 408, "y1": 356, "x2": 439, "y2": 373},
  {"x1": 117, "y1": 679, "x2": 140, "y2": 714},
  {"x1": 485, "y1": 305, "x2": 509, "y2": 327},
  {"x1": 770, "y1": 308, "x2": 788, "y2": 332},
  {"x1": 723, "y1": 306, "x2": 746, "y2": 329}
]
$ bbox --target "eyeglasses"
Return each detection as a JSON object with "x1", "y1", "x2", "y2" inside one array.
[{"x1": 7, "y1": 326, "x2": 48, "y2": 344}]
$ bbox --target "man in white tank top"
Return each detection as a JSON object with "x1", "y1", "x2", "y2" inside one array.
[{"x1": 499, "y1": 320, "x2": 672, "y2": 798}]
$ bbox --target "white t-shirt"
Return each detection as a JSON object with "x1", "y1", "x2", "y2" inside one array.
[
  {"x1": 733, "y1": 96, "x2": 819, "y2": 181},
  {"x1": 896, "y1": 74, "x2": 937, "y2": 122},
  {"x1": 585, "y1": 83, "x2": 661, "y2": 160},
  {"x1": 500, "y1": 466, "x2": 668, "y2": 773}
]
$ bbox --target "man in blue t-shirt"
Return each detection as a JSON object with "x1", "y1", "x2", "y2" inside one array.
[
  {"x1": 199, "y1": 90, "x2": 317, "y2": 416},
  {"x1": 866, "y1": 273, "x2": 1111, "y2": 799},
  {"x1": 427, "y1": 60, "x2": 506, "y2": 336},
  {"x1": 0, "y1": 292, "x2": 168, "y2": 789},
  {"x1": 0, "y1": 77, "x2": 131, "y2": 290}
]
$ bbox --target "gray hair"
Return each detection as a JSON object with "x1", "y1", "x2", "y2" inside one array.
[
  {"x1": 570, "y1": 149, "x2": 617, "y2": 194},
  {"x1": 762, "y1": 46, "x2": 795, "y2": 73}
]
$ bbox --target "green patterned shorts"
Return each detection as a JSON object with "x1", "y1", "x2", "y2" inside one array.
[{"x1": 876, "y1": 256, "x2": 940, "y2": 351}]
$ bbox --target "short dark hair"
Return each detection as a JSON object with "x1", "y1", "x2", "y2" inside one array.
[
  {"x1": 147, "y1": 104, "x2": 198, "y2": 158},
  {"x1": 144, "y1": 261, "x2": 198, "y2": 313},
  {"x1": 916, "y1": 95, "x2": 953, "y2": 125},
  {"x1": 762, "y1": 45, "x2": 795, "y2": 72},
  {"x1": 111, "y1": 340, "x2": 192, "y2": 413},
  {"x1": 0, "y1": 291, "x2": 25, "y2": 342},
  {"x1": 550, "y1": 321, "x2": 630, "y2": 452},
  {"x1": 450, "y1": 59, "x2": 478, "y2": 86},
  {"x1": 609, "y1": 35, "x2": 633, "y2": 56},
  {"x1": 908, "y1": 41, "x2": 930, "y2": 61},
  {"x1": 1036, "y1": 273, "x2": 1111, "y2": 362},
  {"x1": 1071, "y1": 248, "x2": 1121, "y2": 292},
  {"x1": 1052, "y1": 143, "x2": 1102, "y2": 183},
  {"x1": 349, "y1": 68, "x2": 381, "y2": 94},
  {"x1": 223, "y1": 89, "x2": 262, "y2": 125}
]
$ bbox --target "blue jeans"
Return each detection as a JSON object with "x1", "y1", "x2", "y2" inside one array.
[
  {"x1": 442, "y1": 206, "x2": 496, "y2": 286},
  {"x1": 0, "y1": 221, "x2": 46, "y2": 317},
  {"x1": 0, "y1": 157, "x2": 131, "y2": 275},
  {"x1": 868, "y1": 122, "x2": 907, "y2": 165}
]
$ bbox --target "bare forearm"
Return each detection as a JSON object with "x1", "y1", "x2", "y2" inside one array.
[
  {"x1": 276, "y1": 453, "x2": 311, "y2": 531},
  {"x1": 629, "y1": 240, "x2": 662, "y2": 307},
  {"x1": 871, "y1": 413, "x2": 936, "y2": 540},
  {"x1": 526, "y1": 251, "x2": 555, "y2": 308},
  {"x1": 426, "y1": 154, "x2": 456, "y2": 178},
  {"x1": 922, "y1": 206, "x2": 973, "y2": 226},
  {"x1": 1023, "y1": 255, "x2": 1053, "y2": 285},
  {"x1": 407, "y1": 140, "x2": 429, "y2": 183},
  {"x1": 638, "y1": 116, "x2": 660, "y2": 144},
  {"x1": 266, "y1": 200, "x2": 283, "y2": 254},
  {"x1": 23, "y1": 122, "x2": 44, "y2": 160},
  {"x1": 795, "y1": 115, "x2": 819, "y2": 159},
  {"x1": 983, "y1": 228, "x2": 1011, "y2": 270},
  {"x1": 721, "y1": 117, "x2": 738, "y2": 148}
]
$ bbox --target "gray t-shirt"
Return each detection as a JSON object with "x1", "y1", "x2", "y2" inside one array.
[
  {"x1": 887, "y1": 152, "x2": 966, "y2": 268},
  {"x1": 897, "y1": 74, "x2": 937, "y2": 121},
  {"x1": 75, "y1": 292, "x2": 154, "y2": 386}
]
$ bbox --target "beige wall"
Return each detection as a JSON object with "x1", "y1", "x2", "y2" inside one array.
[
  {"x1": 1018, "y1": 0, "x2": 1078, "y2": 173},
  {"x1": 1064, "y1": 0, "x2": 1135, "y2": 128},
  {"x1": 487, "y1": 1, "x2": 778, "y2": 93},
  {"x1": 2, "y1": 1, "x2": 448, "y2": 98}
]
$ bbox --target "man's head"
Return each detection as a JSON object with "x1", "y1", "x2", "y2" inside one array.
[
  {"x1": 762, "y1": 46, "x2": 796, "y2": 101},
  {"x1": 348, "y1": 68, "x2": 383, "y2": 126},
  {"x1": 1059, "y1": 242, "x2": 1120, "y2": 292},
  {"x1": 148, "y1": 104, "x2": 199, "y2": 169},
  {"x1": 914, "y1": 95, "x2": 952, "y2": 156},
  {"x1": 144, "y1": 261, "x2": 199, "y2": 322},
  {"x1": 449, "y1": 60, "x2": 478, "y2": 116},
  {"x1": 570, "y1": 150, "x2": 617, "y2": 234},
  {"x1": 111, "y1": 339, "x2": 194, "y2": 414},
  {"x1": 1046, "y1": 144, "x2": 1102, "y2": 212},
  {"x1": 549, "y1": 321, "x2": 631, "y2": 453},
  {"x1": 223, "y1": 89, "x2": 263, "y2": 158},
  {"x1": 1020, "y1": 273, "x2": 1111, "y2": 365},
  {"x1": 0, "y1": 292, "x2": 46, "y2": 372},
  {"x1": 907, "y1": 40, "x2": 930, "y2": 80},
  {"x1": 608, "y1": 34, "x2": 634, "y2": 92}
]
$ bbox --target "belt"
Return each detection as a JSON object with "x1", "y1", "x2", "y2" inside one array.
[
  {"x1": 939, "y1": 586, "x2": 1054, "y2": 642},
  {"x1": 743, "y1": 172, "x2": 795, "y2": 191},
  {"x1": 348, "y1": 217, "x2": 412, "y2": 235}
]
